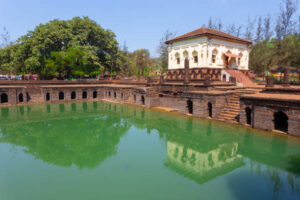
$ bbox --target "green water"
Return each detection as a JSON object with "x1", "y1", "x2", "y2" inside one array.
[{"x1": 0, "y1": 102, "x2": 300, "y2": 200}]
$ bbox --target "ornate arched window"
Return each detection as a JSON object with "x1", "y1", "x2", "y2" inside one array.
[
  {"x1": 192, "y1": 51, "x2": 198, "y2": 64},
  {"x1": 183, "y1": 51, "x2": 189, "y2": 58},
  {"x1": 212, "y1": 49, "x2": 218, "y2": 63},
  {"x1": 175, "y1": 53, "x2": 180, "y2": 64}
]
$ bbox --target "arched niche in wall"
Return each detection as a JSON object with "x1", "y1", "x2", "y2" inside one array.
[
  {"x1": 211, "y1": 48, "x2": 218, "y2": 63},
  {"x1": 192, "y1": 50, "x2": 198, "y2": 64},
  {"x1": 175, "y1": 52, "x2": 180, "y2": 65},
  {"x1": 183, "y1": 50, "x2": 189, "y2": 59}
]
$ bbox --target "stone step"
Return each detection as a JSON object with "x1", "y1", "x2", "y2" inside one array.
[
  {"x1": 222, "y1": 111, "x2": 240, "y2": 115},
  {"x1": 218, "y1": 114, "x2": 238, "y2": 118},
  {"x1": 224, "y1": 106, "x2": 240, "y2": 109},
  {"x1": 228, "y1": 103, "x2": 240, "y2": 106},
  {"x1": 222, "y1": 107, "x2": 240, "y2": 110},
  {"x1": 224, "y1": 105, "x2": 240, "y2": 108}
]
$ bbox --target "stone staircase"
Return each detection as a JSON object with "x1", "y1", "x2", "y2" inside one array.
[
  {"x1": 226, "y1": 69, "x2": 257, "y2": 87},
  {"x1": 215, "y1": 87, "x2": 261, "y2": 123},
  {"x1": 216, "y1": 94, "x2": 240, "y2": 123}
]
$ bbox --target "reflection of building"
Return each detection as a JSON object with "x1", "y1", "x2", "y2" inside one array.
[{"x1": 165, "y1": 141, "x2": 244, "y2": 184}]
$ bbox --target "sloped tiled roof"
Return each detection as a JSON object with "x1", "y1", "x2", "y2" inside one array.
[{"x1": 166, "y1": 27, "x2": 252, "y2": 45}]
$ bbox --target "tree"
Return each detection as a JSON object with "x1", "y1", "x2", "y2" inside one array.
[
  {"x1": 132, "y1": 49, "x2": 151, "y2": 77},
  {"x1": 217, "y1": 19, "x2": 223, "y2": 31},
  {"x1": 0, "y1": 27, "x2": 10, "y2": 48},
  {"x1": 236, "y1": 25, "x2": 242, "y2": 37},
  {"x1": 0, "y1": 17, "x2": 121, "y2": 79},
  {"x1": 226, "y1": 23, "x2": 236, "y2": 35},
  {"x1": 244, "y1": 17, "x2": 256, "y2": 40},
  {"x1": 298, "y1": 16, "x2": 300, "y2": 35},
  {"x1": 255, "y1": 16, "x2": 263, "y2": 43},
  {"x1": 263, "y1": 15, "x2": 273, "y2": 41},
  {"x1": 275, "y1": 16, "x2": 285, "y2": 40},
  {"x1": 278, "y1": 0, "x2": 298, "y2": 38},
  {"x1": 207, "y1": 17, "x2": 213, "y2": 28},
  {"x1": 157, "y1": 30, "x2": 176, "y2": 73},
  {"x1": 250, "y1": 40, "x2": 275, "y2": 75}
]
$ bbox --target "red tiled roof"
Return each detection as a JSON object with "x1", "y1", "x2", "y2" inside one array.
[{"x1": 166, "y1": 27, "x2": 252, "y2": 45}]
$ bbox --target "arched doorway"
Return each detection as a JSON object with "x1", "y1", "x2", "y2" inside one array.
[
  {"x1": 134, "y1": 95, "x2": 136, "y2": 103},
  {"x1": 1, "y1": 93, "x2": 8, "y2": 103},
  {"x1": 19, "y1": 93, "x2": 24, "y2": 103},
  {"x1": 93, "y1": 91, "x2": 97, "y2": 98},
  {"x1": 141, "y1": 95, "x2": 145, "y2": 105},
  {"x1": 59, "y1": 92, "x2": 64, "y2": 100},
  {"x1": 82, "y1": 91, "x2": 87, "y2": 99},
  {"x1": 114, "y1": 92, "x2": 117, "y2": 99},
  {"x1": 45, "y1": 93, "x2": 50, "y2": 101},
  {"x1": 245, "y1": 107, "x2": 252, "y2": 125},
  {"x1": 71, "y1": 91, "x2": 76, "y2": 100},
  {"x1": 208, "y1": 102, "x2": 212, "y2": 118},
  {"x1": 187, "y1": 100, "x2": 193, "y2": 114},
  {"x1": 26, "y1": 92, "x2": 30, "y2": 102},
  {"x1": 222, "y1": 74, "x2": 227, "y2": 82},
  {"x1": 274, "y1": 111, "x2": 288, "y2": 132},
  {"x1": 228, "y1": 57, "x2": 237, "y2": 69},
  {"x1": 108, "y1": 91, "x2": 111, "y2": 98}
]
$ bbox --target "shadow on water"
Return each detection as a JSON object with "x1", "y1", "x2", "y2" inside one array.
[{"x1": 0, "y1": 101, "x2": 300, "y2": 198}]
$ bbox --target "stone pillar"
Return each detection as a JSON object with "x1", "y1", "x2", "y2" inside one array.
[
  {"x1": 283, "y1": 67, "x2": 290, "y2": 86},
  {"x1": 184, "y1": 58, "x2": 190, "y2": 85}
]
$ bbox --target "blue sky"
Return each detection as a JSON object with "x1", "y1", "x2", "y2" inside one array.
[{"x1": 0, "y1": 0, "x2": 293, "y2": 56}]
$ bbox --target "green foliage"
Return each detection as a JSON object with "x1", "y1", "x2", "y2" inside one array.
[
  {"x1": 250, "y1": 34, "x2": 300, "y2": 77},
  {"x1": 0, "y1": 17, "x2": 121, "y2": 79},
  {"x1": 157, "y1": 31, "x2": 176, "y2": 73}
]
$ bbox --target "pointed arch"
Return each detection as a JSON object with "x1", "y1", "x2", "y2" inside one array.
[
  {"x1": 82, "y1": 91, "x2": 87, "y2": 99},
  {"x1": 45, "y1": 93, "x2": 50, "y2": 101},
  {"x1": 19, "y1": 93, "x2": 24, "y2": 103},
  {"x1": 187, "y1": 99, "x2": 193, "y2": 114},
  {"x1": 1, "y1": 93, "x2": 8, "y2": 103},
  {"x1": 208, "y1": 102, "x2": 212, "y2": 118},
  {"x1": 212, "y1": 48, "x2": 218, "y2": 63},
  {"x1": 93, "y1": 91, "x2": 97, "y2": 98},
  {"x1": 183, "y1": 50, "x2": 189, "y2": 59},
  {"x1": 141, "y1": 95, "x2": 145, "y2": 105},
  {"x1": 59, "y1": 92, "x2": 64, "y2": 100},
  {"x1": 192, "y1": 50, "x2": 198, "y2": 63},
  {"x1": 245, "y1": 107, "x2": 252, "y2": 125},
  {"x1": 175, "y1": 52, "x2": 180, "y2": 64},
  {"x1": 71, "y1": 91, "x2": 76, "y2": 100}
]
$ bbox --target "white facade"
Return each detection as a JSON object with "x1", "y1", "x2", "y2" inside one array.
[{"x1": 168, "y1": 36, "x2": 250, "y2": 70}]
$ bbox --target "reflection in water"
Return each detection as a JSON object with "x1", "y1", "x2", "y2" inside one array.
[
  {"x1": 165, "y1": 141, "x2": 244, "y2": 183},
  {"x1": 0, "y1": 102, "x2": 300, "y2": 199},
  {"x1": 0, "y1": 102, "x2": 131, "y2": 169}
]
